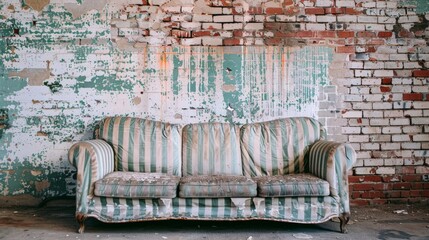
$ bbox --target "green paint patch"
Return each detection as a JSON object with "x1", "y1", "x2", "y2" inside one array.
[
  {"x1": 44, "y1": 80, "x2": 63, "y2": 93},
  {"x1": 0, "y1": 109, "x2": 9, "y2": 139},
  {"x1": 75, "y1": 73, "x2": 134, "y2": 92},
  {"x1": 0, "y1": 159, "x2": 72, "y2": 199}
]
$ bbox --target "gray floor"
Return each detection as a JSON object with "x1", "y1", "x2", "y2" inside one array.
[{"x1": 0, "y1": 199, "x2": 428, "y2": 240}]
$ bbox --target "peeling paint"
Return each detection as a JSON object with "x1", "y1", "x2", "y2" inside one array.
[
  {"x1": 8, "y1": 68, "x2": 50, "y2": 86},
  {"x1": 0, "y1": 1, "x2": 334, "y2": 204},
  {"x1": 64, "y1": 0, "x2": 108, "y2": 19},
  {"x1": 25, "y1": 0, "x2": 50, "y2": 12}
]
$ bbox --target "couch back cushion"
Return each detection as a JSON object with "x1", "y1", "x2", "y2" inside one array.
[
  {"x1": 97, "y1": 117, "x2": 181, "y2": 175},
  {"x1": 182, "y1": 123, "x2": 242, "y2": 176},
  {"x1": 240, "y1": 117, "x2": 324, "y2": 177}
]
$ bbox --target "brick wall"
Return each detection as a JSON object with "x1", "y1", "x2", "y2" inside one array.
[{"x1": 111, "y1": 0, "x2": 429, "y2": 205}]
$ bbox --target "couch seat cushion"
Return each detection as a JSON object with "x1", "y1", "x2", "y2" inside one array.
[
  {"x1": 179, "y1": 175, "x2": 257, "y2": 198},
  {"x1": 94, "y1": 172, "x2": 180, "y2": 198},
  {"x1": 254, "y1": 174, "x2": 330, "y2": 197}
]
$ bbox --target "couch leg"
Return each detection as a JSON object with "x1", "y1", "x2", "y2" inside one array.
[
  {"x1": 76, "y1": 213, "x2": 87, "y2": 234},
  {"x1": 338, "y1": 213, "x2": 350, "y2": 234}
]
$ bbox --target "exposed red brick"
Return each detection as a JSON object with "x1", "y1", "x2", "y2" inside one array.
[
  {"x1": 413, "y1": 70, "x2": 429, "y2": 77},
  {"x1": 392, "y1": 183, "x2": 411, "y2": 190},
  {"x1": 386, "y1": 191, "x2": 401, "y2": 198},
  {"x1": 366, "y1": 46, "x2": 376, "y2": 52},
  {"x1": 233, "y1": 30, "x2": 243, "y2": 37},
  {"x1": 296, "y1": 31, "x2": 314, "y2": 37},
  {"x1": 351, "y1": 192, "x2": 361, "y2": 199},
  {"x1": 247, "y1": 6, "x2": 262, "y2": 14},
  {"x1": 378, "y1": 31, "x2": 393, "y2": 38},
  {"x1": 265, "y1": 7, "x2": 284, "y2": 15},
  {"x1": 192, "y1": 31, "x2": 211, "y2": 37},
  {"x1": 223, "y1": 38, "x2": 241, "y2": 45},
  {"x1": 349, "y1": 176, "x2": 364, "y2": 183},
  {"x1": 325, "y1": 7, "x2": 345, "y2": 14},
  {"x1": 371, "y1": 199, "x2": 388, "y2": 204},
  {"x1": 317, "y1": 31, "x2": 336, "y2": 38},
  {"x1": 403, "y1": 93, "x2": 423, "y2": 101},
  {"x1": 361, "y1": 191, "x2": 385, "y2": 199},
  {"x1": 397, "y1": 166, "x2": 416, "y2": 174},
  {"x1": 380, "y1": 86, "x2": 391, "y2": 92},
  {"x1": 336, "y1": 46, "x2": 355, "y2": 53},
  {"x1": 283, "y1": 0, "x2": 294, "y2": 7},
  {"x1": 212, "y1": 0, "x2": 232, "y2": 6},
  {"x1": 305, "y1": 7, "x2": 325, "y2": 15},
  {"x1": 337, "y1": 31, "x2": 354, "y2": 38},
  {"x1": 365, "y1": 175, "x2": 383, "y2": 182},
  {"x1": 403, "y1": 175, "x2": 425, "y2": 182},
  {"x1": 350, "y1": 199, "x2": 370, "y2": 206},
  {"x1": 172, "y1": 30, "x2": 192, "y2": 38},
  {"x1": 264, "y1": 38, "x2": 282, "y2": 45},
  {"x1": 357, "y1": 31, "x2": 376, "y2": 38},
  {"x1": 382, "y1": 175, "x2": 401, "y2": 182},
  {"x1": 399, "y1": 29, "x2": 414, "y2": 38},
  {"x1": 274, "y1": 31, "x2": 295, "y2": 37},
  {"x1": 283, "y1": 7, "x2": 299, "y2": 15},
  {"x1": 410, "y1": 190, "x2": 422, "y2": 197},
  {"x1": 345, "y1": 8, "x2": 362, "y2": 14},
  {"x1": 353, "y1": 183, "x2": 373, "y2": 191},
  {"x1": 382, "y1": 78, "x2": 392, "y2": 85},
  {"x1": 373, "y1": 183, "x2": 390, "y2": 191},
  {"x1": 400, "y1": 191, "x2": 410, "y2": 197}
]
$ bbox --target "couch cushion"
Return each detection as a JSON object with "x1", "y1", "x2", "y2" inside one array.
[
  {"x1": 240, "y1": 117, "x2": 324, "y2": 177},
  {"x1": 97, "y1": 117, "x2": 182, "y2": 175},
  {"x1": 253, "y1": 174, "x2": 330, "y2": 197},
  {"x1": 94, "y1": 172, "x2": 180, "y2": 198},
  {"x1": 179, "y1": 175, "x2": 257, "y2": 198},
  {"x1": 182, "y1": 123, "x2": 242, "y2": 176}
]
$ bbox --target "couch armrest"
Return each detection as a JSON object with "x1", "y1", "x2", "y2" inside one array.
[
  {"x1": 68, "y1": 140, "x2": 114, "y2": 213},
  {"x1": 307, "y1": 140, "x2": 356, "y2": 214}
]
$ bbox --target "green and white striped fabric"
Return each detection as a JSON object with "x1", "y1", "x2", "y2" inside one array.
[
  {"x1": 252, "y1": 196, "x2": 339, "y2": 223},
  {"x1": 253, "y1": 174, "x2": 330, "y2": 197},
  {"x1": 307, "y1": 140, "x2": 356, "y2": 215},
  {"x1": 97, "y1": 117, "x2": 182, "y2": 175},
  {"x1": 241, "y1": 118, "x2": 323, "y2": 177},
  {"x1": 88, "y1": 197, "x2": 174, "y2": 222},
  {"x1": 182, "y1": 123, "x2": 242, "y2": 176},
  {"x1": 68, "y1": 140, "x2": 114, "y2": 214},
  {"x1": 85, "y1": 196, "x2": 338, "y2": 223},
  {"x1": 179, "y1": 175, "x2": 257, "y2": 198},
  {"x1": 94, "y1": 172, "x2": 180, "y2": 198}
]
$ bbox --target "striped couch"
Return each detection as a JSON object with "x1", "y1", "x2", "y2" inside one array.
[{"x1": 68, "y1": 117, "x2": 356, "y2": 233}]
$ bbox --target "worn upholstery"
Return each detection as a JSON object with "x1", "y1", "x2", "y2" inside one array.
[
  {"x1": 179, "y1": 175, "x2": 257, "y2": 198},
  {"x1": 97, "y1": 117, "x2": 182, "y2": 175},
  {"x1": 182, "y1": 123, "x2": 242, "y2": 176},
  {"x1": 68, "y1": 140, "x2": 114, "y2": 213},
  {"x1": 307, "y1": 140, "x2": 356, "y2": 215},
  {"x1": 94, "y1": 172, "x2": 180, "y2": 198},
  {"x1": 240, "y1": 117, "x2": 324, "y2": 177},
  {"x1": 69, "y1": 117, "x2": 356, "y2": 229},
  {"x1": 253, "y1": 174, "x2": 330, "y2": 197}
]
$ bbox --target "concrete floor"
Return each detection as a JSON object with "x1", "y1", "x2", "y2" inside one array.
[{"x1": 0, "y1": 199, "x2": 428, "y2": 240}]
